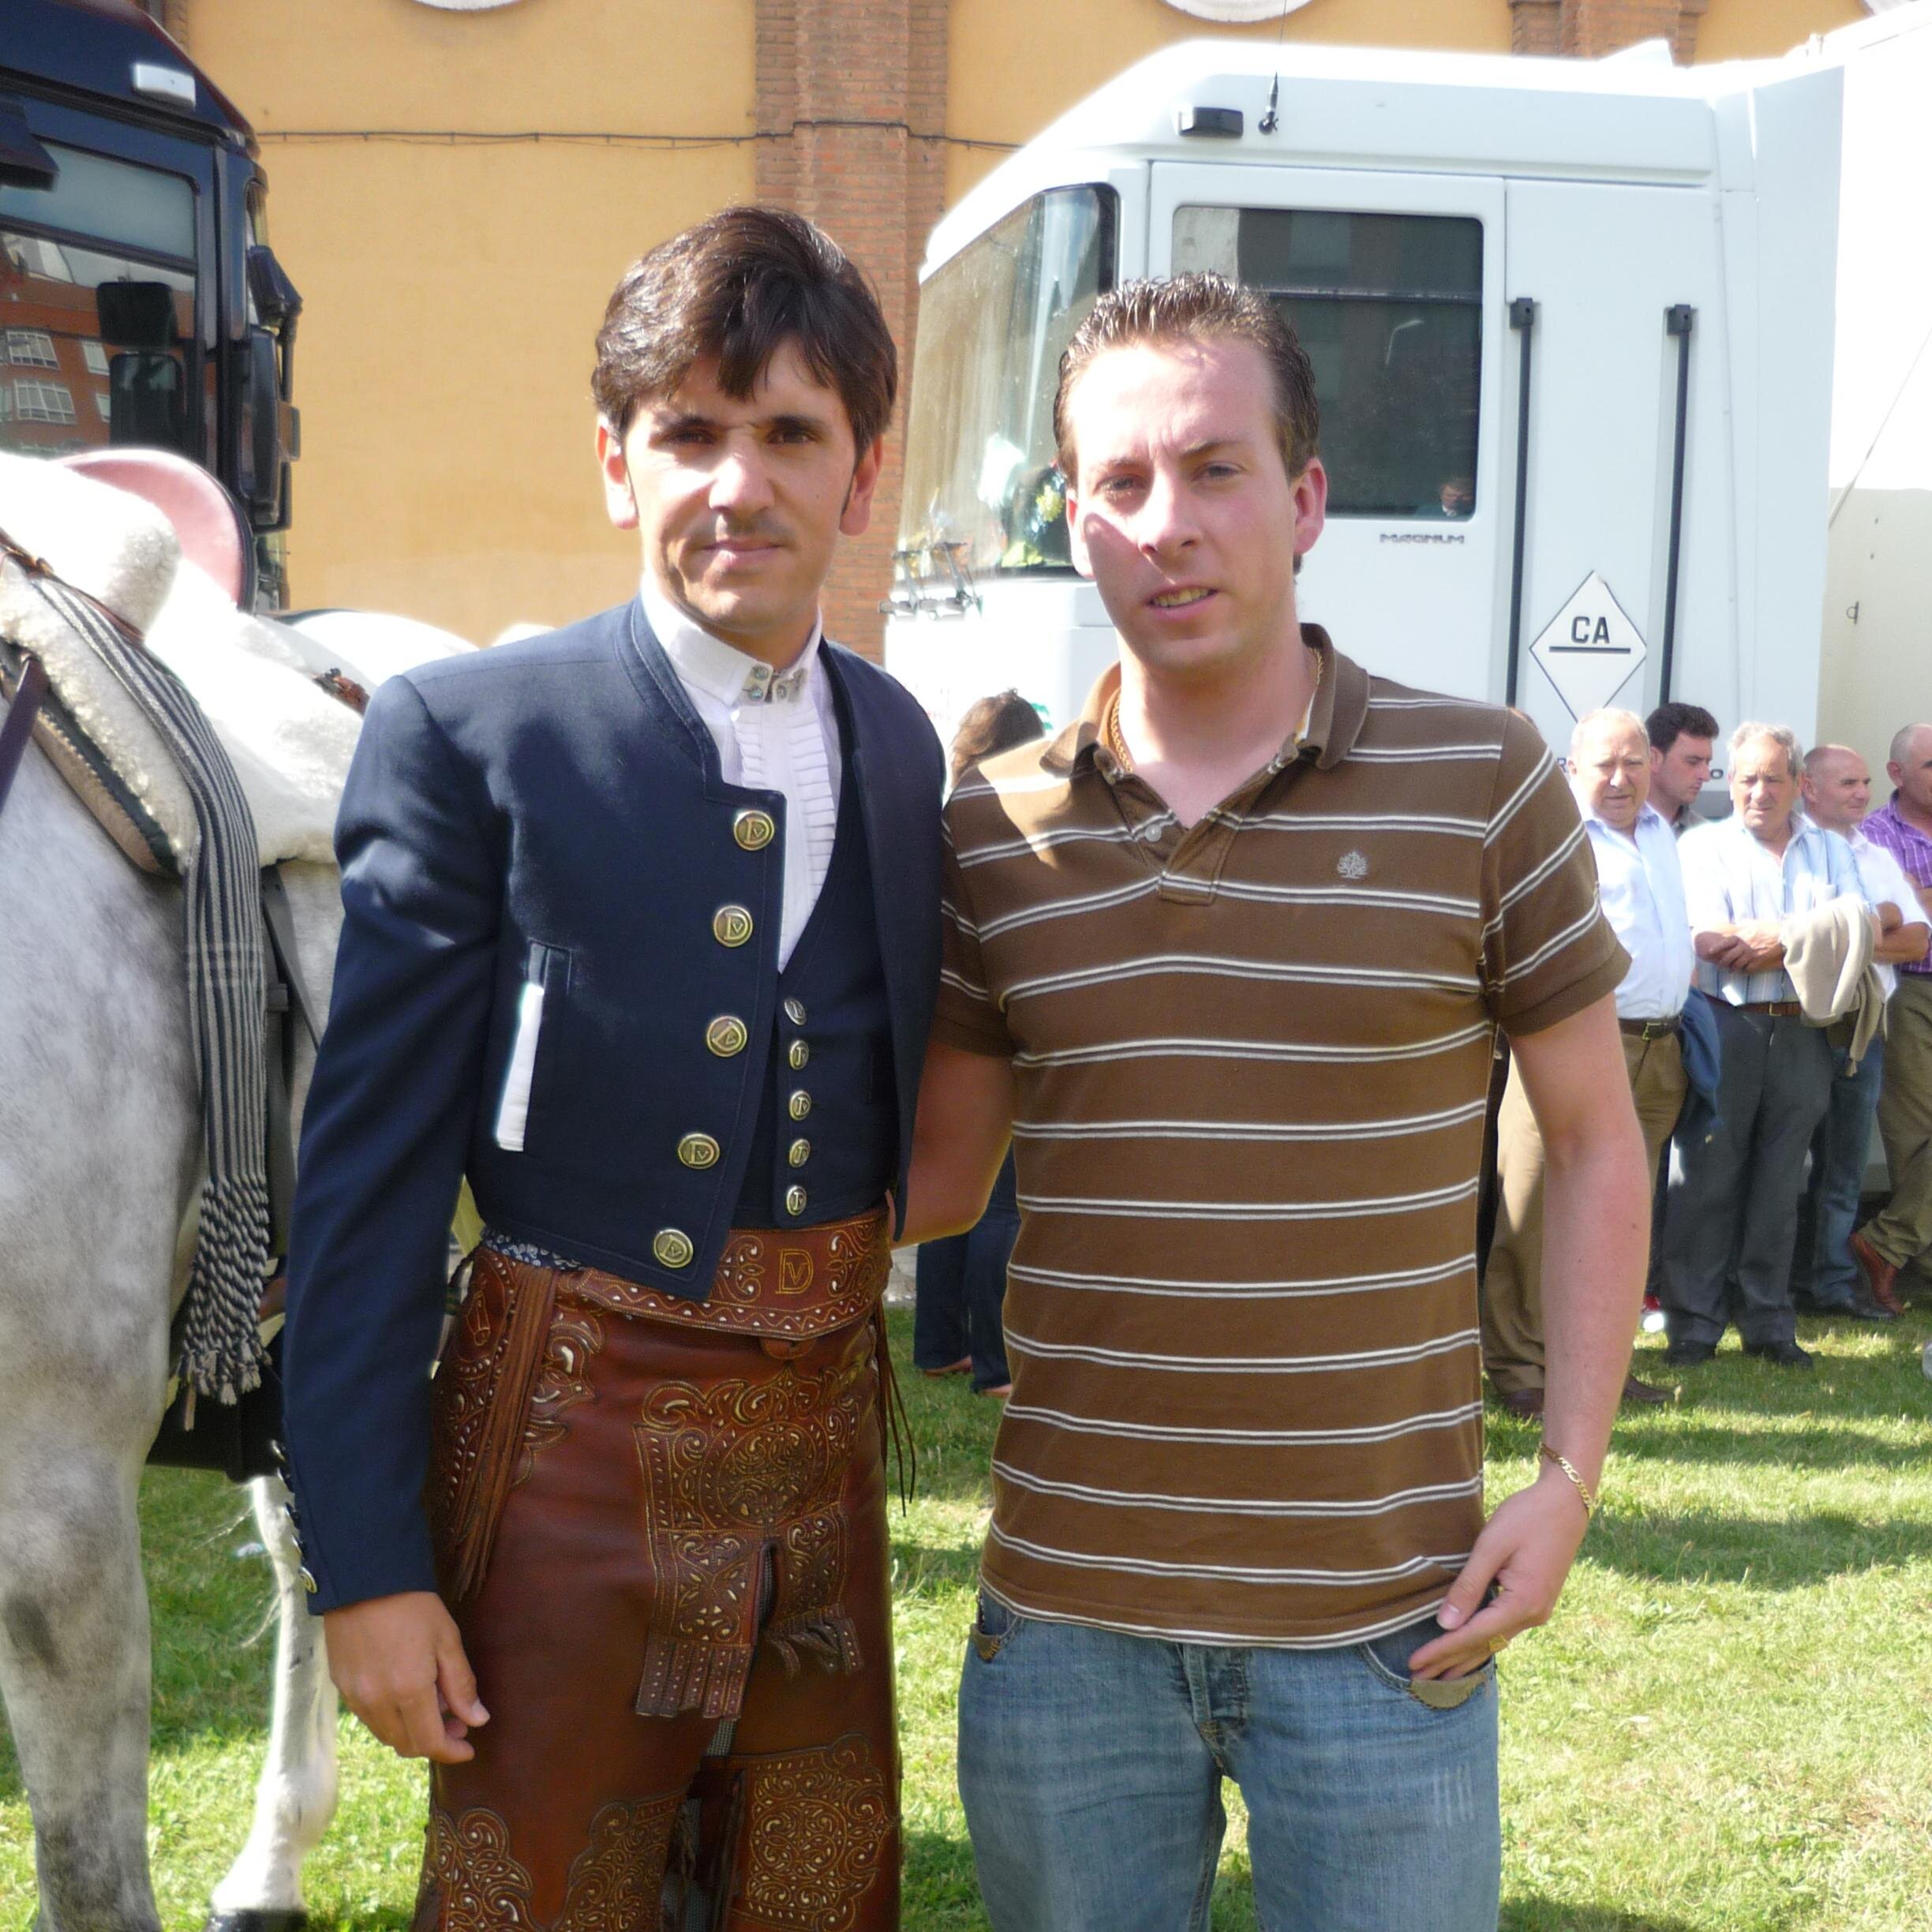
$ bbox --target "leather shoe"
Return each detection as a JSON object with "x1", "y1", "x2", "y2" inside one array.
[
  {"x1": 1620, "y1": 1372, "x2": 1671, "y2": 1406},
  {"x1": 1744, "y1": 1338, "x2": 1814, "y2": 1368},
  {"x1": 1850, "y1": 1230, "x2": 1904, "y2": 1316},
  {"x1": 919, "y1": 1356, "x2": 972, "y2": 1378},
  {"x1": 1797, "y1": 1292, "x2": 1894, "y2": 1324},
  {"x1": 1492, "y1": 1385, "x2": 1544, "y2": 1419},
  {"x1": 1661, "y1": 1337, "x2": 1715, "y2": 1367}
]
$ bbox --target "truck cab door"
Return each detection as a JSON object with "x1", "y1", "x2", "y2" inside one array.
[
  {"x1": 1503, "y1": 178, "x2": 1731, "y2": 759},
  {"x1": 1148, "y1": 163, "x2": 1507, "y2": 710}
]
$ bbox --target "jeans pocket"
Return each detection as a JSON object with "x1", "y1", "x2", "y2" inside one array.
[
  {"x1": 969, "y1": 1589, "x2": 1026, "y2": 1664},
  {"x1": 1356, "y1": 1618, "x2": 1495, "y2": 1710}
]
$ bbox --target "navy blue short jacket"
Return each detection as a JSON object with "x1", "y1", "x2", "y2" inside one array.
[{"x1": 282, "y1": 601, "x2": 944, "y2": 1611}]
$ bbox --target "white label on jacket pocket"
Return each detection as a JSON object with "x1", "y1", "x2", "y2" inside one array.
[{"x1": 493, "y1": 979, "x2": 546, "y2": 1151}]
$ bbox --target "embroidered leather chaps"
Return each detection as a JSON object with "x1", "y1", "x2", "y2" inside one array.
[{"x1": 414, "y1": 1208, "x2": 900, "y2": 1931}]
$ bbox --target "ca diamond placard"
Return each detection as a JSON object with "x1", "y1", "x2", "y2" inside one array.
[{"x1": 1528, "y1": 572, "x2": 1647, "y2": 721}]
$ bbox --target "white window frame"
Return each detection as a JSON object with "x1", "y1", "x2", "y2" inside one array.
[
  {"x1": 14, "y1": 378, "x2": 77, "y2": 425},
  {"x1": 6, "y1": 329, "x2": 58, "y2": 369},
  {"x1": 82, "y1": 339, "x2": 110, "y2": 376}
]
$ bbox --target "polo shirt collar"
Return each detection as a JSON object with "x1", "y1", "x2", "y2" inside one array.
[{"x1": 1040, "y1": 624, "x2": 1367, "y2": 778}]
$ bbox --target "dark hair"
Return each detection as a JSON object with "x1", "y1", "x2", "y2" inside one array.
[
  {"x1": 1053, "y1": 273, "x2": 1320, "y2": 481},
  {"x1": 1646, "y1": 702, "x2": 1720, "y2": 755},
  {"x1": 592, "y1": 205, "x2": 896, "y2": 452},
  {"x1": 950, "y1": 689, "x2": 1046, "y2": 785}
]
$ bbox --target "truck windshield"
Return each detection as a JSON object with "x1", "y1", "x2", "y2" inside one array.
[
  {"x1": 898, "y1": 185, "x2": 1114, "y2": 580},
  {"x1": 0, "y1": 143, "x2": 197, "y2": 461},
  {"x1": 1175, "y1": 205, "x2": 1482, "y2": 519}
]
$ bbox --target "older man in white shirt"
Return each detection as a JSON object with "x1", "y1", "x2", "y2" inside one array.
[
  {"x1": 1661, "y1": 723, "x2": 1871, "y2": 1368},
  {"x1": 1793, "y1": 744, "x2": 1930, "y2": 1317},
  {"x1": 1482, "y1": 709, "x2": 1683, "y2": 1414}
]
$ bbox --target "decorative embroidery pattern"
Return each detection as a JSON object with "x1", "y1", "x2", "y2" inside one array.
[
  {"x1": 733, "y1": 1735, "x2": 893, "y2": 1930},
  {"x1": 632, "y1": 1354, "x2": 871, "y2": 1718},
  {"x1": 515, "y1": 1300, "x2": 602, "y2": 1489},
  {"x1": 426, "y1": 1260, "x2": 522, "y2": 1553},
  {"x1": 571, "y1": 1211, "x2": 889, "y2": 1341},
  {"x1": 423, "y1": 1797, "x2": 681, "y2": 1932}
]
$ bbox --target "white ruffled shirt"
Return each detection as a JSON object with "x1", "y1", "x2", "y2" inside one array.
[{"x1": 641, "y1": 581, "x2": 841, "y2": 968}]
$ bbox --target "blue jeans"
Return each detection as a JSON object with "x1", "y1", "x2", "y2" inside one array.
[
  {"x1": 913, "y1": 1155, "x2": 1017, "y2": 1390},
  {"x1": 957, "y1": 1597, "x2": 1500, "y2": 1932},
  {"x1": 1795, "y1": 1035, "x2": 1886, "y2": 1306}
]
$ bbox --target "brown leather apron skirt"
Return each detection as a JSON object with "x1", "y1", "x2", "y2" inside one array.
[{"x1": 413, "y1": 1208, "x2": 900, "y2": 1931}]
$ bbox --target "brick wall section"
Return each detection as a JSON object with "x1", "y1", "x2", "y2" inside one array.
[
  {"x1": 1511, "y1": 0, "x2": 1563, "y2": 55},
  {"x1": 756, "y1": 0, "x2": 949, "y2": 659},
  {"x1": 1511, "y1": 0, "x2": 1702, "y2": 59}
]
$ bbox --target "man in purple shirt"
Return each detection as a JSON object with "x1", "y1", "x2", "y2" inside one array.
[{"x1": 1855, "y1": 723, "x2": 1932, "y2": 1305}]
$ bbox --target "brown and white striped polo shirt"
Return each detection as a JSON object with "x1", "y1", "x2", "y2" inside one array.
[{"x1": 935, "y1": 630, "x2": 1626, "y2": 1646}]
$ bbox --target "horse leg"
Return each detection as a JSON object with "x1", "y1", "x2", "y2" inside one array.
[
  {"x1": 0, "y1": 749, "x2": 196, "y2": 1931},
  {"x1": 0, "y1": 1437, "x2": 162, "y2": 1932},
  {"x1": 203, "y1": 1478, "x2": 338, "y2": 1932}
]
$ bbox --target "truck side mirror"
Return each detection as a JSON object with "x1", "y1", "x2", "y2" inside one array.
[
  {"x1": 241, "y1": 326, "x2": 298, "y2": 530},
  {"x1": 239, "y1": 245, "x2": 301, "y2": 530},
  {"x1": 0, "y1": 101, "x2": 58, "y2": 191},
  {"x1": 246, "y1": 244, "x2": 302, "y2": 331}
]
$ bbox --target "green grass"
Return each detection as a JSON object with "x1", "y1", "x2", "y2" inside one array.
[{"x1": 6, "y1": 1309, "x2": 1932, "y2": 1929}]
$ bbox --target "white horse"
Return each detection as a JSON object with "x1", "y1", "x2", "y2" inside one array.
[{"x1": 0, "y1": 456, "x2": 474, "y2": 1932}]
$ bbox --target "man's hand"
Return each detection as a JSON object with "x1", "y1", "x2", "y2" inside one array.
[
  {"x1": 324, "y1": 1589, "x2": 489, "y2": 1762},
  {"x1": 1410, "y1": 994, "x2": 1645, "y2": 1683},
  {"x1": 1407, "y1": 1466, "x2": 1589, "y2": 1679},
  {"x1": 1694, "y1": 929, "x2": 1754, "y2": 970},
  {"x1": 1695, "y1": 923, "x2": 1782, "y2": 972}
]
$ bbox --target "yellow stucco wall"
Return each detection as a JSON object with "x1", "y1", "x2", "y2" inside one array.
[
  {"x1": 1698, "y1": 0, "x2": 1866, "y2": 64},
  {"x1": 194, "y1": 0, "x2": 755, "y2": 638}
]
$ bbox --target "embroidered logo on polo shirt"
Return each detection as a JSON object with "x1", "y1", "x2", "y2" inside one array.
[{"x1": 1337, "y1": 850, "x2": 1369, "y2": 880}]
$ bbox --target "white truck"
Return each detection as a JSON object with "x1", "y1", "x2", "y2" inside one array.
[{"x1": 885, "y1": 6, "x2": 1932, "y2": 791}]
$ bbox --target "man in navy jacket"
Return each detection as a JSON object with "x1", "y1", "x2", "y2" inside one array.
[{"x1": 283, "y1": 208, "x2": 942, "y2": 1929}]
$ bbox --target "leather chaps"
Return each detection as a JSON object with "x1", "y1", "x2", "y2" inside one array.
[{"x1": 413, "y1": 1208, "x2": 900, "y2": 1931}]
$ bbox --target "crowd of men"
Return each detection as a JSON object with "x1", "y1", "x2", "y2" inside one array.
[{"x1": 1482, "y1": 702, "x2": 1932, "y2": 1413}]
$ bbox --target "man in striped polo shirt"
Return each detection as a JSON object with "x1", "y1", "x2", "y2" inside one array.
[{"x1": 901, "y1": 275, "x2": 1650, "y2": 1931}]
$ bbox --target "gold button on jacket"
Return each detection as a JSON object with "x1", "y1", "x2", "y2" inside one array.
[
  {"x1": 788, "y1": 1137, "x2": 811, "y2": 1167},
  {"x1": 784, "y1": 998, "x2": 807, "y2": 1025},
  {"x1": 712, "y1": 904, "x2": 753, "y2": 947},
  {"x1": 677, "y1": 1133, "x2": 721, "y2": 1170},
  {"x1": 785, "y1": 1185, "x2": 808, "y2": 1217},
  {"x1": 705, "y1": 1015, "x2": 749, "y2": 1057},
  {"x1": 652, "y1": 1228, "x2": 695, "y2": 1268},
  {"x1": 732, "y1": 808, "x2": 776, "y2": 851},
  {"x1": 788, "y1": 1090, "x2": 812, "y2": 1121},
  {"x1": 788, "y1": 1039, "x2": 810, "y2": 1070}
]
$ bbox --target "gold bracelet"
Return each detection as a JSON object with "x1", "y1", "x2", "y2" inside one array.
[{"x1": 1537, "y1": 1443, "x2": 1597, "y2": 1521}]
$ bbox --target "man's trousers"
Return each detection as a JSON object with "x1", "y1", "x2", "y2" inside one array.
[
  {"x1": 1794, "y1": 1033, "x2": 1885, "y2": 1306},
  {"x1": 412, "y1": 1215, "x2": 900, "y2": 1931},
  {"x1": 1481, "y1": 1026, "x2": 1685, "y2": 1397},
  {"x1": 1661, "y1": 1005, "x2": 1833, "y2": 1349},
  {"x1": 1865, "y1": 975, "x2": 1932, "y2": 1275}
]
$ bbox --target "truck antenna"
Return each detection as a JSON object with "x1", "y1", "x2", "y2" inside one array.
[{"x1": 1259, "y1": 1, "x2": 1290, "y2": 134}]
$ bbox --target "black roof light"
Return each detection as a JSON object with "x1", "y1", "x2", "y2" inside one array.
[{"x1": 1177, "y1": 105, "x2": 1243, "y2": 139}]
